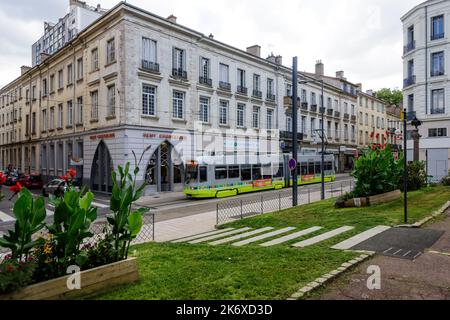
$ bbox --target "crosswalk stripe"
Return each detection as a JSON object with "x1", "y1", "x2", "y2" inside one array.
[
  {"x1": 260, "y1": 227, "x2": 322, "y2": 247},
  {"x1": 92, "y1": 201, "x2": 109, "y2": 208},
  {"x1": 331, "y1": 226, "x2": 391, "y2": 250},
  {"x1": 171, "y1": 228, "x2": 235, "y2": 243},
  {"x1": 210, "y1": 227, "x2": 275, "y2": 246},
  {"x1": 232, "y1": 227, "x2": 296, "y2": 247},
  {"x1": 189, "y1": 227, "x2": 252, "y2": 244},
  {"x1": 0, "y1": 210, "x2": 15, "y2": 222},
  {"x1": 292, "y1": 226, "x2": 354, "y2": 248}
]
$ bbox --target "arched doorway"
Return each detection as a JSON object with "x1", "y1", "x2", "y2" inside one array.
[
  {"x1": 145, "y1": 142, "x2": 184, "y2": 192},
  {"x1": 91, "y1": 141, "x2": 114, "y2": 193}
]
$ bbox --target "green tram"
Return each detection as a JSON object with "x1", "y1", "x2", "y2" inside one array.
[{"x1": 184, "y1": 154, "x2": 336, "y2": 199}]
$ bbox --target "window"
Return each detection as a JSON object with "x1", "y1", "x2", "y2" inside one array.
[
  {"x1": 107, "y1": 38, "x2": 116, "y2": 64},
  {"x1": 42, "y1": 79, "x2": 48, "y2": 96},
  {"x1": 351, "y1": 104, "x2": 355, "y2": 116},
  {"x1": 215, "y1": 166, "x2": 227, "y2": 180},
  {"x1": 219, "y1": 63, "x2": 229, "y2": 83},
  {"x1": 371, "y1": 115, "x2": 375, "y2": 127},
  {"x1": 327, "y1": 97, "x2": 332, "y2": 109},
  {"x1": 407, "y1": 94, "x2": 414, "y2": 114},
  {"x1": 237, "y1": 103, "x2": 245, "y2": 127},
  {"x1": 431, "y1": 89, "x2": 445, "y2": 114},
  {"x1": 301, "y1": 89, "x2": 307, "y2": 102},
  {"x1": 32, "y1": 85, "x2": 36, "y2": 100},
  {"x1": 142, "y1": 84, "x2": 156, "y2": 116},
  {"x1": 301, "y1": 116, "x2": 306, "y2": 134},
  {"x1": 335, "y1": 122, "x2": 339, "y2": 139},
  {"x1": 267, "y1": 109, "x2": 274, "y2": 130},
  {"x1": 286, "y1": 116, "x2": 292, "y2": 132},
  {"x1": 334, "y1": 99, "x2": 339, "y2": 112},
  {"x1": 25, "y1": 114, "x2": 29, "y2": 135},
  {"x1": 77, "y1": 57, "x2": 83, "y2": 80},
  {"x1": 228, "y1": 166, "x2": 240, "y2": 179},
  {"x1": 359, "y1": 112, "x2": 363, "y2": 125},
  {"x1": 428, "y1": 128, "x2": 447, "y2": 137},
  {"x1": 172, "y1": 91, "x2": 184, "y2": 119},
  {"x1": 407, "y1": 60, "x2": 414, "y2": 78},
  {"x1": 199, "y1": 96, "x2": 209, "y2": 123},
  {"x1": 76, "y1": 96, "x2": 83, "y2": 124},
  {"x1": 67, "y1": 64, "x2": 73, "y2": 85},
  {"x1": 327, "y1": 121, "x2": 332, "y2": 138},
  {"x1": 253, "y1": 74, "x2": 261, "y2": 92},
  {"x1": 50, "y1": 107, "x2": 55, "y2": 130},
  {"x1": 344, "y1": 124, "x2": 349, "y2": 140},
  {"x1": 49, "y1": 74, "x2": 54, "y2": 93},
  {"x1": 240, "y1": 165, "x2": 251, "y2": 181},
  {"x1": 58, "y1": 69, "x2": 63, "y2": 89},
  {"x1": 172, "y1": 48, "x2": 185, "y2": 71},
  {"x1": 286, "y1": 83, "x2": 292, "y2": 96},
  {"x1": 200, "y1": 57, "x2": 210, "y2": 81},
  {"x1": 91, "y1": 48, "x2": 99, "y2": 71},
  {"x1": 376, "y1": 116, "x2": 380, "y2": 129},
  {"x1": 90, "y1": 91, "x2": 98, "y2": 120},
  {"x1": 431, "y1": 15, "x2": 444, "y2": 40},
  {"x1": 42, "y1": 109, "x2": 47, "y2": 131},
  {"x1": 67, "y1": 100, "x2": 73, "y2": 126},
  {"x1": 237, "y1": 69, "x2": 246, "y2": 88},
  {"x1": 310, "y1": 118, "x2": 316, "y2": 135},
  {"x1": 431, "y1": 51, "x2": 445, "y2": 76},
  {"x1": 344, "y1": 102, "x2": 348, "y2": 114},
  {"x1": 58, "y1": 104, "x2": 63, "y2": 128},
  {"x1": 407, "y1": 25, "x2": 414, "y2": 47},
  {"x1": 267, "y1": 78, "x2": 274, "y2": 95},
  {"x1": 107, "y1": 85, "x2": 116, "y2": 117},
  {"x1": 252, "y1": 106, "x2": 260, "y2": 129},
  {"x1": 311, "y1": 92, "x2": 316, "y2": 105},
  {"x1": 219, "y1": 100, "x2": 229, "y2": 125},
  {"x1": 142, "y1": 38, "x2": 157, "y2": 63},
  {"x1": 31, "y1": 112, "x2": 36, "y2": 134},
  {"x1": 351, "y1": 125, "x2": 355, "y2": 141}
]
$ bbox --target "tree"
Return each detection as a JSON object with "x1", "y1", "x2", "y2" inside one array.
[{"x1": 375, "y1": 88, "x2": 403, "y2": 106}]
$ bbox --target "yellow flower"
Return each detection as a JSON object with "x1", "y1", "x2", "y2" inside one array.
[{"x1": 43, "y1": 244, "x2": 52, "y2": 255}]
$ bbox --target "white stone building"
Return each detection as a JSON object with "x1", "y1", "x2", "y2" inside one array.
[{"x1": 402, "y1": 0, "x2": 450, "y2": 181}]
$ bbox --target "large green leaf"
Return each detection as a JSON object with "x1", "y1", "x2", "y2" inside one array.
[
  {"x1": 127, "y1": 212, "x2": 143, "y2": 237},
  {"x1": 79, "y1": 191, "x2": 94, "y2": 211},
  {"x1": 32, "y1": 197, "x2": 47, "y2": 227}
]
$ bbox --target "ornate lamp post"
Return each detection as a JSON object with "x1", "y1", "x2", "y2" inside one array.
[{"x1": 411, "y1": 116, "x2": 422, "y2": 162}]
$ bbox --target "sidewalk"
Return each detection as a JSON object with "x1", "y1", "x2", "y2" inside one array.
[{"x1": 316, "y1": 210, "x2": 450, "y2": 300}]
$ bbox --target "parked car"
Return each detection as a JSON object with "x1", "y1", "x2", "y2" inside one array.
[
  {"x1": 6, "y1": 173, "x2": 24, "y2": 186},
  {"x1": 42, "y1": 179, "x2": 79, "y2": 197},
  {"x1": 19, "y1": 174, "x2": 44, "y2": 190}
]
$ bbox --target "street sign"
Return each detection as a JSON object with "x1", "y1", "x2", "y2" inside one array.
[{"x1": 288, "y1": 158, "x2": 297, "y2": 171}]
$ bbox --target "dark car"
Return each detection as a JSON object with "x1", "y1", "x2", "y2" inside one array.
[
  {"x1": 42, "y1": 179, "x2": 79, "y2": 197},
  {"x1": 19, "y1": 174, "x2": 44, "y2": 190},
  {"x1": 6, "y1": 173, "x2": 24, "y2": 186}
]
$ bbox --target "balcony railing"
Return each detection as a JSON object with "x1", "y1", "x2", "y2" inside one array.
[
  {"x1": 253, "y1": 90, "x2": 262, "y2": 99},
  {"x1": 431, "y1": 70, "x2": 445, "y2": 77},
  {"x1": 301, "y1": 102, "x2": 308, "y2": 111},
  {"x1": 266, "y1": 93, "x2": 276, "y2": 101},
  {"x1": 237, "y1": 86, "x2": 248, "y2": 95},
  {"x1": 310, "y1": 104, "x2": 317, "y2": 112},
  {"x1": 319, "y1": 107, "x2": 326, "y2": 114},
  {"x1": 199, "y1": 76, "x2": 212, "y2": 86},
  {"x1": 403, "y1": 41, "x2": 415, "y2": 54},
  {"x1": 403, "y1": 75, "x2": 416, "y2": 88},
  {"x1": 431, "y1": 32, "x2": 445, "y2": 41},
  {"x1": 343, "y1": 113, "x2": 350, "y2": 121},
  {"x1": 280, "y1": 131, "x2": 304, "y2": 141},
  {"x1": 142, "y1": 60, "x2": 160, "y2": 73},
  {"x1": 219, "y1": 81, "x2": 231, "y2": 91},
  {"x1": 351, "y1": 115, "x2": 357, "y2": 123},
  {"x1": 327, "y1": 109, "x2": 334, "y2": 116},
  {"x1": 172, "y1": 68, "x2": 187, "y2": 79},
  {"x1": 334, "y1": 111, "x2": 341, "y2": 118}
]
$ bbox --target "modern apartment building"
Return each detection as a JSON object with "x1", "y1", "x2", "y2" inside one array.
[
  {"x1": 32, "y1": 0, "x2": 107, "y2": 66},
  {"x1": 0, "y1": 1, "x2": 381, "y2": 195},
  {"x1": 402, "y1": 0, "x2": 450, "y2": 181}
]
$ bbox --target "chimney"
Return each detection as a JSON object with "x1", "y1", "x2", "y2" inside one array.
[
  {"x1": 336, "y1": 71, "x2": 345, "y2": 79},
  {"x1": 356, "y1": 83, "x2": 362, "y2": 91},
  {"x1": 167, "y1": 15, "x2": 177, "y2": 23},
  {"x1": 246, "y1": 45, "x2": 261, "y2": 58},
  {"x1": 21, "y1": 66, "x2": 31, "y2": 75},
  {"x1": 275, "y1": 55, "x2": 283, "y2": 65},
  {"x1": 208, "y1": 33, "x2": 214, "y2": 39},
  {"x1": 266, "y1": 53, "x2": 277, "y2": 64},
  {"x1": 315, "y1": 60, "x2": 324, "y2": 76},
  {"x1": 366, "y1": 89, "x2": 373, "y2": 96},
  {"x1": 96, "y1": 4, "x2": 101, "y2": 11}
]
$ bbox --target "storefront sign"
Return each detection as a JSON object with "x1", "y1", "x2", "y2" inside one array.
[
  {"x1": 143, "y1": 133, "x2": 186, "y2": 141},
  {"x1": 90, "y1": 133, "x2": 115, "y2": 141}
]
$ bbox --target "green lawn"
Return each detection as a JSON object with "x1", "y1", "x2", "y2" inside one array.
[{"x1": 94, "y1": 185, "x2": 450, "y2": 300}]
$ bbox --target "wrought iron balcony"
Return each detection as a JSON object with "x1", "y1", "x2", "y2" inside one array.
[
  {"x1": 403, "y1": 75, "x2": 416, "y2": 88},
  {"x1": 301, "y1": 102, "x2": 308, "y2": 111},
  {"x1": 327, "y1": 109, "x2": 334, "y2": 116},
  {"x1": 266, "y1": 93, "x2": 276, "y2": 101},
  {"x1": 351, "y1": 115, "x2": 357, "y2": 123},
  {"x1": 334, "y1": 111, "x2": 341, "y2": 118},
  {"x1": 403, "y1": 41, "x2": 415, "y2": 54},
  {"x1": 431, "y1": 32, "x2": 445, "y2": 41},
  {"x1": 310, "y1": 104, "x2": 317, "y2": 112},
  {"x1": 199, "y1": 76, "x2": 212, "y2": 86},
  {"x1": 280, "y1": 131, "x2": 304, "y2": 141},
  {"x1": 253, "y1": 90, "x2": 262, "y2": 99},
  {"x1": 343, "y1": 113, "x2": 350, "y2": 121},
  {"x1": 172, "y1": 68, "x2": 187, "y2": 79},
  {"x1": 142, "y1": 60, "x2": 160, "y2": 73},
  {"x1": 319, "y1": 107, "x2": 326, "y2": 114},
  {"x1": 237, "y1": 86, "x2": 248, "y2": 95},
  {"x1": 431, "y1": 70, "x2": 445, "y2": 77},
  {"x1": 219, "y1": 81, "x2": 231, "y2": 91}
]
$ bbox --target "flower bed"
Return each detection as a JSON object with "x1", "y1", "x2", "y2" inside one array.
[{"x1": 337, "y1": 190, "x2": 401, "y2": 208}]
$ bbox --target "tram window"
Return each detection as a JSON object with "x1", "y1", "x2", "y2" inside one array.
[
  {"x1": 301, "y1": 163, "x2": 308, "y2": 175},
  {"x1": 308, "y1": 162, "x2": 315, "y2": 175},
  {"x1": 326, "y1": 162, "x2": 333, "y2": 171},
  {"x1": 252, "y1": 165, "x2": 262, "y2": 180},
  {"x1": 228, "y1": 166, "x2": 240, "y2": 179},
  {"x1": 241, "y1": 165, "x2": 252, "y2": 181},
  {"x1": 262, "y1": 164, "x2": 272, "y2": 179},
  {"x1": 274, "y1": 164, "x2": 284, "y2": 178},
  {"x1": 199, "y1": 166, "x2": 207, "y2": 182},
  {"x1": 215, "y1": 166, "x2": 228, "y2": 180},
  {"x1": 315, "y1": 163, "x2": 321, "y2": 174},
  {"x1": 185, "y1": 165, "x2": 198, "y2": 183}
]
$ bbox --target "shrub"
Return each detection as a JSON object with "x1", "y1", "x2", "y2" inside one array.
[
  {"x1": 400, "y1": 161, "x2": 427, "y2": 191},
  {"x1": 442, "y1": 175, "x2": 450, "y2": 186},
  {"x1": 0, "y1": 256, "x2": 35, "y2": 294}
]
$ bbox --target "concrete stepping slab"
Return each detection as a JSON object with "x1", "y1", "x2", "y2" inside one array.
[
  {"x1": 171, "y1": 228, "x2": 235, "y2": 243},
  {"x1": 260, "y1": 227, "x2": 322, "y2": 247},
  {"x1": 0, "y1": 210, "x2": 15, "y2": 222},
  {"x1": 209, "y1": 227, "x2": 275, "y2": 246},
  {"x1": 292, "y1": 226, "x2": 354, "y2": 248},
  {"x1": 189, "y1": 227, "x2": 252, "y2": 244},
  {"x1": 331, "y1": 226, "x2": 391, "y2": 250},
  {"x1": 232, "y1": 227, "x2": 297, "y2": 247}
]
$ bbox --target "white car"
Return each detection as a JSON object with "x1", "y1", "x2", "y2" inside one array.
[{"x1": 42, "y1": 179, "x2": 80, "y2": 197}]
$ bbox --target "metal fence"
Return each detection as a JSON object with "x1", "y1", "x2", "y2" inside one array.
[{"x1": 216, "y1": 180, "x2": 354, "y2": 225}]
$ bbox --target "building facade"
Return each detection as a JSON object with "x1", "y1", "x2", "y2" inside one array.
[
  {"x1": 402, "y1": 0, "x2": 450, "y2": 181},
  {"x1": 1, "y1": 1, "x2": 384, "y2": 195}
]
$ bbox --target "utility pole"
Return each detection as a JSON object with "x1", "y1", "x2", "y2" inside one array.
[
  {"x1": 403, "y1": 108, "x2": 408, "y2": 224},
  {"x1": 320, "y1": 80, "x2": 325, "y2": 200},
  {"x1": 292, "y1": 57, "x2": 298, "y2": 207}
]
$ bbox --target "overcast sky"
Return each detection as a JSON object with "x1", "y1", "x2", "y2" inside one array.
[{"x1": 0, "y1": 0, "x2": 423, "y2": 91}]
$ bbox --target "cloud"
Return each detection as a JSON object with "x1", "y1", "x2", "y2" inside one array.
[{"x1": 0, "y1": 0, "x2": 424, "y2": 90}]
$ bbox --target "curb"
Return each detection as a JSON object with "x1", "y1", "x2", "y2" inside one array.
[
  {"x1": 395, "y1": 201, "x2": 450, "y2": 229},
  {"x1": 287, "y1": 251, "x2": 376, "y2": 300}
]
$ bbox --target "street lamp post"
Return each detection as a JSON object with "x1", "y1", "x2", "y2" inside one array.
[
  {"x1": 292, "y1": 57, "x2": 299, "y2": 207},
  {"x1": 403, "y1": 108, "x2": 408, "y2": 224}
]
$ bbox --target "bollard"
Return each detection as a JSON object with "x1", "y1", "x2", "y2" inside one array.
[{"x1": 308, "y1": 188, "x2": 311, "y2": 204}]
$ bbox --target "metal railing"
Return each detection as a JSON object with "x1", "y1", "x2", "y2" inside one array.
[
  {"x1": 216, "y1": 180, "x2": 354, "y2": 225},
  {"x1": 403, "y1": 75, "x2": 416, "y2": 88}
]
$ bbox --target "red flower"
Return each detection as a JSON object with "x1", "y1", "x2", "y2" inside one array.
[
  {"x1": 376, "y1": 133, "x2": 380, "y2": 139},
  {"x1": 59, "y1": 173, "x2": 70, "y2": 182},
  {"x1": 370, "y1": 132, "x2": 375, "y2": 138},
  {"x1": 68, "y1": 168, "x2": 77, "y2": 179},
  {"x1": 6, "y1": 265, "x2": 14, "y2": 273},
  {"x1": 0, "y1": 172, "x2": 6, "y2": 185},
  {"x1": 371, "y1": 145, "x2": 377, "y2": 151},
  {"x1": 9, "y1": 182, "x2": 22, "y2": 193}
]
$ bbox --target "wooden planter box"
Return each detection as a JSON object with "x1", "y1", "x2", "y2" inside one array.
[
  {"x1": 0, "y1": 258, "x2": 138, "y2": 300},
  {"x1": 342, "y1": 190, "x2": 401, "y2": 208}
]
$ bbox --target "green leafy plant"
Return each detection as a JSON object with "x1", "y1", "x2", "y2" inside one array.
[
  {"x1": 107, "y1": 154, "x2": 149, "y2": 261},
  {"x1": 400, "y1": 161, "x2": 427, "y2": 191},
  {"x1": 351, "y1": 144, "x2": 404, "y2": 198},
  {"x1": 0, "y1": 256, "x2": 35, "y2": 294},
  {"x1": 0, "y1": 188, "x2": 46, "y2": 261}
]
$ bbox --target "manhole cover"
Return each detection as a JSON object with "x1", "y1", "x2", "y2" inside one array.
[{"x1": 351, "y1": 228, "x2": 444, "y2": 261}]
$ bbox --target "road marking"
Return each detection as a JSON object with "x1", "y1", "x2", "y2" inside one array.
[
  {"x1": 92, "y1": 201, "x2": 109, "y2": 208},
  {"x1": 383, "y1": 247, "x2": 394, "y2": 254},
  {"x1": 260, "y1": 227, "x2": 322, "y2": 247},
  {"x1": 292, "y1": 226, "x2": 354, "y2": 248},
  {"x1": 413, "y1": 252, "x2": 422, "y2": 260},
  {"x1": 189, "y1": 227, "x2": 252, "y2": 244},
  {"x1": 331, "y1": 226, "x2": 391, "y2": 250},
  {"x1": 232, "y1": 227, "x2": 297, "y2": 247},
  {"x1": 171, "y1": 228, "x2": 235, "y2": 243},
  {"x1": 209, "y1": 227, "x2": 275, "y2": 246},
  {"x1": 403, "y1": 250, "x2": 412, "y2": 257},
  {"x1": 0, "y1": 210, "x2": 15, "y2": 222},
  {"x1": 428, "y1": 250, "x2": 450, "y2": 257},
  {"x1": 393, "y1": 249, "x2": 403, "y2": 255}
]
